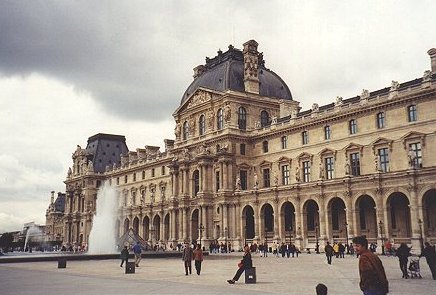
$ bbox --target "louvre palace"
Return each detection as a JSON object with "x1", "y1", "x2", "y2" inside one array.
[{"x1": 46, "y1": 40, "x2": 436, "y2": 252}]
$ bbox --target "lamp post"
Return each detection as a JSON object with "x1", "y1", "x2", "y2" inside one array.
[
  {"x1": 344, "y1": 222, "x2": 349, "y2": 254},
  {"x1": 289, "y1": 226, "x2": 292, "y2": 244},
  {"x1": 315, "y1": 222, "x2": 319, "y2": 254},
  {"x1": 378, "y1": 220, "x2": 385, "y2": 255},
  {"x1": 198, "y1": 223, "x2": 205, "y2": 248},
  {"x1": 224, "y1": 227, "x2": 228, "y2": 253},
  {"x1": 418, "y1": 219, "x2": 424, "y2": 251},
  {"x1": 244, "y1": 225, "x2": 247, "y2": 247}
]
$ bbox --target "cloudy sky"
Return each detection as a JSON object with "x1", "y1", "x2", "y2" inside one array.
[{"x1": 1, "y1": 0, "x2": 435, "y2": 233}]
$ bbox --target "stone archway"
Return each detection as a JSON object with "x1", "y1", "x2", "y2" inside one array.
[
  {"x1": 355, "y1": 195, "x2": 377, "y2": 240},
  {"x1": 133, "y1": 217, "x2": 139, "y2": 235},
  {"x1": 164, "y1": 213, "x2": 170, "y2": 242},
  {"x1": 387, "y1": 192, "x2": 412, "y2": 241},
  {"x1": 123, "y1": 218, "x2": 130, "y2": 234},
  {"x1": 302, "y1": 200, "x2": 320, "y2": 247},
  {"x1": 281, "y1": 201, "x2": 296, "y2": 242},
  {"x1": 143, "y1": 216, "x2": 150, "y2": 240},
  {"x1": 422, "y1": 189, "x2": 436, "y2": 242},
  {"x1": 261, "y1": 203, "x2": 274, "y2": 242},
  {"x1": 152, "y1": 215, "x2": 161, "y2": 242},
  {"x1": 191, "y1": 209, "x2": 199, "y2": 243},
  {"x1": 327, "y1": 197, "x2": 346, "y2": 242},
  {"x1": 242, "y1": 205, "x2": 255, "y2": 243}
]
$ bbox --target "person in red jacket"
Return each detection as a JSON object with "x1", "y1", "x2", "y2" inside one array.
[
  {"x1": 193, "y1": 244, "x2": 204, "y2": 275},
  {"x1": 353, "y1": 236, "x2": 389, "y2": 295}
]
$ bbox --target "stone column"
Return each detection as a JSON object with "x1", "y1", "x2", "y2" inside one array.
[
  {"x1": 178, "y1": 208, "x2": 183, "y2": 242},
  {"x1": 179, "y1": 168, "x2": 184, "y2": 195},
  {"x1": 273, "y1": 199, "x2": 279, "y2": 239},
  {"x1": 223, "y1": 161, "x2": 228, "y2": 190},
  {"x1": 409, "y1": 186, "x2": 421, "y2": 251},
  {"x1": 201, "y1": 205, "x2": 207, "y2": 239}
]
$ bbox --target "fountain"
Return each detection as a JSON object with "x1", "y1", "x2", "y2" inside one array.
[
  {"x1": 88, "y1": 182, "x2": 118, "y2": 254},
  {"x1": 23, "y1": 225, "x2": 43, "y2": 252}
]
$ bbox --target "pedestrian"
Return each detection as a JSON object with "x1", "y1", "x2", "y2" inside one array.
[
  {"x1": 353, "y1": 235, "x2": 388, "y2": 295},
  {"x1": 420, "y1": 242, "x2": 436, "y2": 280},
  {"x1": 325, "y1": 242, "x2": 334, "y2": 265},
  {"x1": 133, "y1": 241, "x2": 142, "y2": 267},
  {"x1": 182, "y1": 242, "x2": 194, "y2": 275},
  {"x1": 395, "y1": 243, "x2": 411, "y2": 279},
  {"x1": 263, "y1": 242, "x2": 268, "y2": 257},
  {"x1": 227, "y1": 245, "x2": 253, "y2": 284},
  {"x1": 316, "y1": 283, "x2": 328, "y2": 295},
  {"x1": 339, "y1": 242, "x2": 345, "y2": 258},
  {"x1": 193, "y1": 244, "x2": 204, "y2": 275},
  {"x1": 120, "y1": 245, "x2": 129, "y2": 267},
  {"x1": 333, "y1": 242, "x2": 339, "y2": 258}
]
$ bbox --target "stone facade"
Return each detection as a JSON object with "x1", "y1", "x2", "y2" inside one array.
[{"x1": 49, "y1": 40, "x2": 436, "y2": 252}]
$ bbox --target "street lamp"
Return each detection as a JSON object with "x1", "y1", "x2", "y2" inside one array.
[
  {"x1": 418, "y1": 219, "x2": 424, "y2": 251},
  {"x1": 244, "y1": 225, "x2": 247, "y2": 247},
  {"x1": 224, "y1": 227, "x2": 228, "y2": 253},
  {"x1": 198, "y1": 223, "x2": 205, "y2": 248},
  {"x1": 344, "y1": 222, "x2": 349, "y2": 254},
  {"x1": 150, "y1": 225, "x2": 155, "y2": 251},
  {"x1": 289, "y1": 226, "x2": 293, "y2": 244},
  {"x1": 378, "y1": 220, "x2": 385, "y2": 255},
  {"x1": 315, "y1": 222, "x2": 319, "y2": 254}
]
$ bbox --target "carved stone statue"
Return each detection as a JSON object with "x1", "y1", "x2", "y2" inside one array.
[
  {"x1": 87, "y1": 161, "x2": 94, "y2": 172},
  {"x1": 375, "y1": 155, "x2": 379, "y2": 172},
  {"x1": 312, "y1": 103, "x2": 319, "y2": 112},
  {"x1": 273, "y1": 172, "x2": 278, "y2": 186},
  {"x1": 224, "y1": 103, "x2": 231, "y2": 122},
  {"x1": 361, "y1": 89, "x2": 370, "y2": 99},
  {"x1": 344, "y1": 160, "x2": 350, "y2": 175},
  {"x1": 207, "y1": 110, "x2": 214, "y2": 129},
  {"x1": 295, "y1": 166, "x2": 301, "y2": 182},
  {"x1": 253, "y1": 172, "x2": 258, "y2": 189},
  {"x1": 408, "y1": 149, "x2": 416, "y2": 168},
  {"x1": 423, "y1": 70, "x2": 432, "y2": 81},
  {"x1": 67, "y1": 167, "x2": 72, "y2": 178},
  {"x1": 335, "y1": 96, "x2": 343, "y2": 106},
  {"x1": 183, "y1": 148, "x2": 190, "y2": 160},
  {"x1": 235, "y1": 177, "x2": 241, "y2": 191},
  {"x1": 174, "y1": 122, "x2": 181, "y2": 138},
  {"x1": 255, "y1": 121, "x2": 261, "y2": 128},
  {"x1": 319, "y1": 161, "x2": 324, "y2": 179},
  {"x1": 390, "y1": 80, "x2": 400, "y2": 91}
]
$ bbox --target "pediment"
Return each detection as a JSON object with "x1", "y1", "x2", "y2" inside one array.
[
  {"x1": 259, "y1": 160, "x2": 272, "y2": 167},
  {"x1": 371, "y1": 137, "x2": 393, "y2": 154},
  {"x1": 277, "y1": 156, "x2": 291, "y2": 163},
  {"x1": 401, "y1": 131, "x2": 426, "y2": 149},
  {"x1": 173, "y1": 88, "x2": 220, "y2": 116},
  {"x1": 237, "y1": 162, "x2": 251, "y2": 169},
  {"x1": 296, "y1": 152, "x2": 313, "y2": 161},
  {"x1": 343, "y1": 142, "x2": 364, "y2": 151},
  {"x1": 318, "y1": 148, "x2": 337, "y2": 157}
]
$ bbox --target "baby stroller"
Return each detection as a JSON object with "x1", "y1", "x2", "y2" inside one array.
[{"x1": 408, "y1": 257, "x2": 422, "y2": 279}]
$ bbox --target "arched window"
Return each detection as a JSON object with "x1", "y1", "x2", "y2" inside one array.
[
  {"x1": 217, "y1": 108, "x2": 223, "y2": 130},
  {"x1": 183, "y1": 121, "x2": 189, "y2": 140},
  {"x1": 260, "y1": 110, "x2": 269, "y2": 127},
  {"x1": 193, "y1": 170, "x2": 200, "y2": 196},
  {"x1": 238, "y1": 107, "x2": 247, "y2": 130},
  {"x1": 199, "y1": 115, "x2": 205, "y2": 136}
]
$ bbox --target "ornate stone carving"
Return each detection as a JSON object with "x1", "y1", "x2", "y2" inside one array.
[
  {"x1": 319, "y1": 161, "x2": 324, "y2": 179},
  {"x1": 255, "y1": 121, "x2": 261, "y2": 128},
  {"x1": 235, "y1": 177, "x2": 241, "y2": 191},
  {"x1": 312, "y1": 103, "x2": 319, "y2": 112},
  {"x1": 390, "y1": 80, "x2": 400, "y2": 91},
  {"x1": 271, "y1": 116, "x2": 277, "y2": 124},
  {"x1": 361, "y1": 89, "x2": 370, "y2": 99},
  {"x1": 174, "y1": 122, "x2": 181, "y2": 139},
  {"x1": 253, "y1": 172, "x2": 259, "y2": 189},
  {"x1": 423, "y1": 70, "x2": 432, "y2": 81},
  {"x1": 335, "y1": 96, "x2": 343, "y2": 106},
  {"x1": 224, "y1": 103, "x2": 231, "y2": 122},
  {"x1": 244, "y1": 56, "x2": 258, "y2": 78},
  {"x1": 295, "y1": 165, "x2": 300, "y2": 182},
  {"x1": 87, "y1": 161, "x2": 94, "y2": 173},
  {"x1": 186, "y1": 91, "x2": 211, "y2": 109}
]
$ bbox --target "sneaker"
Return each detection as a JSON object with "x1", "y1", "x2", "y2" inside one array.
[{"x1": 227, "y1": 279, "x2": 235, "y2": 284}]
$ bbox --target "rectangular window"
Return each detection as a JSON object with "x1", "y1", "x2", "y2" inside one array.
[
  {"x1": 116, "y1": 177, "x2": 119, "y2": 185},
  {"x1": 262, "y1": 141, "x2": 269, "y2": 153},
  {"x1": 281, "y1": 136, "x2": 287, "y2": 149},
  {"x1": 378, "y1": 148, "x2": 389, "y2": 172},
  {"x1": 124, "y1": 175, "x2": 128, "y2": 184},
  {"x1": 161, "y1": 166, "x2": 165, "y2": 175},
  {"x1": 240, "y1": 170, "x2": 248, "y2": 190},
  {"x1": 302, "y1": 131, "x2": 308, "y2": 145},
  {"x1": 133, "y1": 173, "x2": 136, "y2": 182},
  {"x1": 151, "y1": 168, "x2": 155, "y2": 177},
  {"x1": 263, "y1": 168, "x2": 270, "y2": 188},
  {"x1": 302, "y1": 161, "x2": 310, "y2": 182},
  {"x1": 215, "y1": 171, "x2": 220, "y2": 192},
  {"x1": 325, "y1": 157, "x2": 334, "y2": 179},
  {"x1": 142, "y1": 170, "x2": 145, "y2": 180},
  {"x1": 240, "y1": 143, "x2": 246, "y2": 155},
  {"x1": 409, "y1": 142, "x2": 422, "y2": 168},
  {"x1": 281, "y1": 165, "x2": 289, "y2": 185},
  {"x1": 349, "y1": 119, "x2": 357, "y2": 135},
  {"x1": 408, "y1": 105, "x2": 417, "y2": 122},
  {"x1": 350, "y1": 153, "x2": 361, "y2": 176},
  {"x1": 324, "y1": 126, "x2": 331, "y2": 140},
  {"x1": 377, "y1": 112, "x2": 385, "y2": 129}
]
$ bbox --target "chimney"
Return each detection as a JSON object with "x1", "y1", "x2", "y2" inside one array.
[
  {"x1": 428, "y1": 48, "x2": 436, "y2": 72},
  {"x1": 50, "y1": 191, "x2": 55, "y2": 204},
  {"x1": 193, "y1": 65, "x2": 206, "y2": 78},
  {"x1": 243, "y1": 40, "x2": 260, "y2": 94}
]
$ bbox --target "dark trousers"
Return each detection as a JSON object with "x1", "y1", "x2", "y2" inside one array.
[
  {"x1": 282, "y1": 251, "x2": 286, "y2": 257},
  {"x1": 326, "y1": 255, "x2": 332, "y2": 264},
  {"x1": 120, "y1": 258, "x2": 128, "y2": 267},
  {"x1": 232, "y1": 267, "x2": 245, "y2": 281},
  {"x1": 286, "y1": 251, "x2": 290, "y2": 258},
  {"x1": 399, "y1": 258, "x2": 408, "y2": 277},
  {"x1": 184, "y1": 260, "x2": 192, "y2": 275},
  {"x1": 194, "y1": 260, "x2": 202, "y2": 275},
  {"x1": 426, "y1": 259, "x2": 436, "y2": 279}
]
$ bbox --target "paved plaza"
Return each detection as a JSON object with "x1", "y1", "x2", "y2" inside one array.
[{"x1": 1, "y1": 252, "x2": 435, "y2": 294}]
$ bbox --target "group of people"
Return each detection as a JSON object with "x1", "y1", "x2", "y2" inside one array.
[{"x1": 324, "y1": 241, "x2": 349, "y2": 264}]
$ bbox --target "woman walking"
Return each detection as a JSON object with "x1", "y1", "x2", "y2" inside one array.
[
  {"x1": 120, "y1": 245, "x2": 129, "y2": 267},
  {"x1": 193, "y1": 244, "x2": 204, "y2": 275},
  {"x1": 227, "y1": 245, "x2": 253, "y2": 284}
]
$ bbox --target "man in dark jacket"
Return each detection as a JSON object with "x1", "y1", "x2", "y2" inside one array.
[
  {"x1": 395, "y1": 243, "x2": 411, "y2": 279},
  {"x1": 420, "y1": 242, "x2": 436, "y2": 280},
  {"x1": 353, "y1": 236, "x2": 389, "y2": 295},
  {"x1": 182, "y1": 242, "x2": 194, "y2": 275},
  {"x1": 324, "y1": 242, "x2": 334, "y2": 265}
]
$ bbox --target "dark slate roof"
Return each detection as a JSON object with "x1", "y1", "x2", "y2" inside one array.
[
  {"x1": 181, "y1": 46, "x2": 292, "y2": 104},
  {"x1": 54, "y1": 193, "x2": 66, "y2": 213},
  {"x1": 85, "y1": 133, "x2": 129, "y2": 173}
]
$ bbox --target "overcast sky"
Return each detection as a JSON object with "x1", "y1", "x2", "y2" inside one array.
[{"x1": 1, "y1": 0, "x2": 435, "y2": 233}]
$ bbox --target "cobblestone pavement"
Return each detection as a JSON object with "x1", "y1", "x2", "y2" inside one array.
[{"x1": 1, "y1": 252, "x2": 435, "y2": 294}]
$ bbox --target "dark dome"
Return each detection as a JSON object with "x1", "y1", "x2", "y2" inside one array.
[{"x1": 181, "y1": 46, "x2": 292, "y2": 104}]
